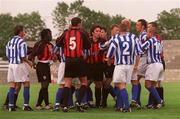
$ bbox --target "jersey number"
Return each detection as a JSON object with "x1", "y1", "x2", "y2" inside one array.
[
  {"x1": 122, "y1": 42, "x2": 130, "y2": 55},
  {"x1": 154, "y1": 42, "x2": 162, "y2": 54},
  {"x1": 69, "y1": 37, "x2": 76, "y2": 50}
]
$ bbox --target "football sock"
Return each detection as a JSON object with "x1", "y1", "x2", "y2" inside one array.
[
  {"x1": 120, "y1": 88, "x2": 130, "y2": 110},
  {"x1": 23, "y1": 87, "x2": 30, "y2": 105},
  {"x1": 109, "y1": 85, "x2": 116, "y2": 98},
  {"x1": 147, "y1": 92, "x2": 153, "y2": 105},
  {"x1": 75, "y1": 89, "x2": 79, "y2": 102},
  {"x1": 148, "y1": 86, "x2": 161, "y2": 104},
  {"x1": 137, "y1": 83, "x2": 141, "y2": 105},
  {"x1": 71, "y1": 86, "x2": 75, "y2": 94},
  {"x1": 68, "y1": 89, "x2": 73, "y2": 106},
  {"x1": 156, "y1": 87, "x2": 164, "y2": 100},
  {"x1": 81, "y1": 91, "x2": 87, "y2": 104},
  {"x1": 77, "y1": 85, "x2": 87, "y2": 104},
  {"x1": 8, "y1": 87, "x2": 15, "y2": 106},
  {"x1": 43, "y1": 88, "x2": 49, "y2": 106},
  {"x1": 132, "y1": 84, "x2": 138, "y2": 102},
  {"x1": 37, "y1": 88, "x2": 43, "y2": 106},
  {"x1": 116, "y1": 88, "x2": 123, "y2": 108},
  {"x1": 102, "y1": 87, "x2": 108, "y2": 107},
  {"x1": 62, "y1": 87, "x2": 70, "y2": 107},
  {"x1": 4, "y1": 92, "x2": 9, "y2": 105},
  {"x1": 55, "y1": 88, "x2": 64, "y2": 105},
  {"x1": 95, "y1": 87, "x2": 101, "y2": 107},
  {"x1": 14, "y1": 93, "x2": 19, "y2": 106}
]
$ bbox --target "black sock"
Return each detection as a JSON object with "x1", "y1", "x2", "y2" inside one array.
[
  {"x1": 102, "y1": 88, "x2": 108, "y2": 107},
  {"x1": 156, "y1": 87, "x2": 164, "y2": 100},
  {"x1": 71, "y1": 86, "x2": 75, "y2": 94},
  {"x1": 4, "y1": 93, "x2": 9, "y2": 105},
  {"x1": 62, "y1": 87, "x2": 70, "y2": 107},
  {"x1": 14, "y1": 93, "x2": 18, "y2": 106},
  {"x1": 109, "y1": 85, "x2": 116, "y2": 98},
  {"x1": 95, "y1": 87, "x2": 101, "y2": 107},
  {"x1": 43, "y1": 88, "x2": 49, "y2": 106},
  {"x1": 77, "y1": 85, "x2": 87, "y2": 104},
  {"x1": 37, "y1": 88, "x2": 43, "y2": 106}
]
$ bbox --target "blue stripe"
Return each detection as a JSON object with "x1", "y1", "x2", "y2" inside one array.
[
  {"x1": 109, "y1": 47, "x2": 115, "y2": 58},
  {"x1": 129, "y1": 36, "x2": 133, "y2": 64},
  {"x1": 23, "y1": 43, "x2": 27, "y2": 57},
  {"x1": 11, "y1": 37, "x2": 17, "y2": 63},
  {"x1": 7, "y1": 41, "x2": 10, "y2": 63},
  {"x1": 112, "y1": 40, "x2": 118, "y2": 47},
  {"x1": 15, "y1": 38, "x2": 21, "y2": 63},
  {"x1": 123, "y1": 35, "x2": 128, "y2": 64},
  {"x1": 152, "y1": 38, "x2": 157, "y2": 63},
  {"x1": 7, "y1": 36, "x2": 27, "y2": 64},
  {"x1": 117, "y1": 36, "x2": 122, "y2": 64},
  {"x1": 149, "y1": 40, "x2": 153, "y2": 63}
]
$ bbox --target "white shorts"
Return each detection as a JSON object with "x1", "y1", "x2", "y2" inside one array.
[
  {"x1": 7, "y1": 63, "x2": 29, "y2": 83},
  {"x1": 131, "y1": 69, "x2": 138, "y2": 81},
  {"x1": 145, "y1": 63, "x2": 164, "y2": 81},
  {"x1": 137, "y1": 56, "x2": 148, "y2": 77},
  {"x1": 57, "y1": 62, "x2": 65, "y2": 84},
  {"x1": 113, "y1": 65, "x2": 134, "y2": 83}
]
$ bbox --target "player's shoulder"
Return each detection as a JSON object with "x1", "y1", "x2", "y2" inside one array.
[
  {"x1": 149, "y1": 36, "x2": 158, "y2": 43},
  {"x1": 10, "y1": 35, "x2": 23, "y2": 42},
  {"x1": 127, "y1": 32, "x2": 137, "y2": 39}
]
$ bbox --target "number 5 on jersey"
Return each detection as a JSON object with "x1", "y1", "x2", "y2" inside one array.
[{"x1": 69, "y1": 37, "x2": 76, "y2": 50}]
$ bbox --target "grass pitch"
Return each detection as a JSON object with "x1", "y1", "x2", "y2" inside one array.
[{"x1": 0, "y1": 82, "x2": 180, "y2": 119}]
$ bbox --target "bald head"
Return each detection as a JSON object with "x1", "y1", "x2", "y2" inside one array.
[{"x1": 121, "y1": 18, "x2": 131, "y2": 31}]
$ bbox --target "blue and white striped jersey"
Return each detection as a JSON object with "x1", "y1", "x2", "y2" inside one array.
[
  {"x1": 106, "y1": 32, "x2": 141, "y2": 65},
  {"x1": 99, "y1": 34, "x2": 118, "y2": 50},
  {"x1": 139, "y1": 30, "x2": 147, "y2": 45},
  {"x1": 139, "y1": 30, "x2": 147, "y2": 57},
  {"x1": 141, "y1": 36, "x2": 162, "y2": 64},
  {"x1": 6, "y1": 36, "x2": 27, "y2": 64},
  {"x1": 53, "y1": 45, "x2": 65, "y2": 62}
]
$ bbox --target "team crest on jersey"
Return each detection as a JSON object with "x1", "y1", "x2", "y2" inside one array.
[{"x1": 43, "y1": 76, "x2": 47, "y2": 80}]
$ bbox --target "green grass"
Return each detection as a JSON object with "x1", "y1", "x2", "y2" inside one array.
[{"x1": 0, "y1": 82, "x2": 180, "y2": 119}]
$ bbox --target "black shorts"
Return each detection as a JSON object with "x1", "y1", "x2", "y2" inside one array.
[
  {"x1": 87, "y1": 63, "x2": 104, "y2": 81},
  {"x1": 64, "y1": 58, "x2": 87, "y2": 78},
  {"x1": 102, "y1": 63, "x2": 115, "y2": 78},
  {"x1": 36, "y1": 62, "x2": 51, "y2": 83}
]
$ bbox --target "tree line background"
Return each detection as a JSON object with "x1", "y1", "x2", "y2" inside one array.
[{"x1": 0, "y1": 0, "x2": 180, "y2": 57}]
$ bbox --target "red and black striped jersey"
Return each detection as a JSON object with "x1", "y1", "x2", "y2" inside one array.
[
  {"x1": 86, "y1": 39, "x2": 103, "y2": 64},
  {"x1": 56, "y1": 28, "x2": 90, "y2": 58},
  {"x1": 29, "y1": 40, "x2": 54, "y2": 61}
]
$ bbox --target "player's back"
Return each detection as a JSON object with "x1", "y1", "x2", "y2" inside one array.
[
  {"x1": 113, "y1": 33, "x2": 139, "y2": 65},
  {"x1": 6, "y1": 36, "x2": 26, "y2": 64},
  {"x1": 141, "y1": 36, "x2": 162, "y2": 64}
]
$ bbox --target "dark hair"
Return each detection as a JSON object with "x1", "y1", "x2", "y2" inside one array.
[
  {"x1": 138, "y1": 19, "x2": 147, "y2": 29},
  {"x1": 14, "y1": 25, "x2": 24, "y2": 35},
  {"x1": 101, "y1": 26, "x2": 107, "y2": 32},
  {"x1": 149, "y1": 22, "x2": 158, "y2": 28},
  {"x1": 71, "y1": 17, "x2": 81, "y2": 26},
  {"x1": 90, "y1": 25, "x2": 101, "y2": 36},
  {"x1": 40, "y1": 28, "x2": 52, "y2": 41}
]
